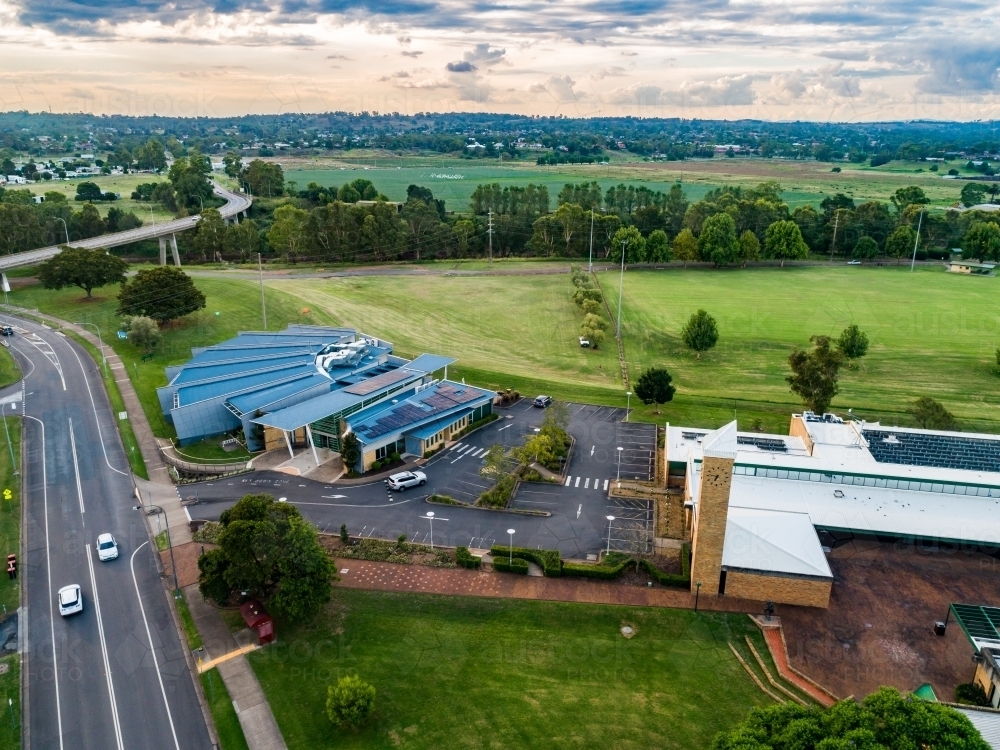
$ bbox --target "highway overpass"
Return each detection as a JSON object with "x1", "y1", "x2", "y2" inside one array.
[{"x1": 0, "y1": 181, "x2": 252, "y2": 270}]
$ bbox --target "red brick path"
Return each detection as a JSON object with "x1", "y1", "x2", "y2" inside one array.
[
  {"x1": 762, "y1": 625, "x2": 837, "y2": 707},
  {"x1": 333, "y1": 558, "x2": 764, "y2": 612}
]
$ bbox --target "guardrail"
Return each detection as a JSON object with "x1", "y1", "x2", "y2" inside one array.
[{"x1": 0, "y1": 181, "x2": 252, "y2": 270}]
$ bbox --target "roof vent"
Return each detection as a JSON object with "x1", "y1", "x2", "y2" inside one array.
[{"x1": 833, "y1": 489, "x2": 844, "y2": 498}]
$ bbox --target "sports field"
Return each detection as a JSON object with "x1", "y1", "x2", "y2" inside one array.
[
  {"x1": 281, "y1": 152, "x2": 969, "y2": 215},
  {"x1": 248, "y1": 589, "x2": 770, "y2": 750}
]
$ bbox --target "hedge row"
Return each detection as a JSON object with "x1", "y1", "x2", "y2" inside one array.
[
  {"x1": 490, "y1": 545, "x2": 562, "y2": 577},
  {"x1": 492, "y1": 555, "x2": 530, "y2": 575},
  {"x1": 452, "y1": 412, "x2": 500, "y2": 441},
  {"x1": 562, "y1": 552, "x2": 633, "y2": 580},
  {"x1": 638, "y1": 543, "x2": 691, "y2": 588},
  {"x1": 456, "y1": 546, "x2": 481, "y2": 569}
]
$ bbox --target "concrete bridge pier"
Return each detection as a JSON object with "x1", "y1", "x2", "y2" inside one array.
[
  {"x1": 158, "y1": 236, "x2": 167, "y2": 265},
  {"x1": 158, "y1": 234, "x2": 182, "y2": 266}
]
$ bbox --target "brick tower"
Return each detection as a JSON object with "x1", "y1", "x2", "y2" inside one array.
[{"x1": 690, "y1": 421, "x2": 736, "y2": 596}]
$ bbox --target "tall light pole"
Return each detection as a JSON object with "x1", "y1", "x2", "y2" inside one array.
[
  {"x1": 258, "y1": 253, "x2": 267, "y2": 329},
  {"x1": 55, "y1": 217, "x2": 70, "y2": 245},
  {"x1": 909, "y1": 209, "x2": 924, "y2": 272},
  {"x1": 605, "y1": 515, "x2": 615, "y2": 555},
  {"x1": 507, "y1": 528, "x2": 515, "y2": 564},
  {"x1": 588, "y1": 209, "x2": 595, "y2": 273},
  {"x1": 422, "y1": 511, "x2": 447, "y2": 550},
  {"x1": 75, "y1": 321, "x2": 107, "y2": 378},
  {"x1": 134, "y1": 503, "x2": 178, "y2": 592},
  {"x1": 625, "y1": 391, "x2": 632, "y2": 422},
  {"x1": 616, "y1": 446, "x2": 623, "y2": 485},
  {"x1": 616, "y1": 239, "x2": 627, "y2": 339},
  {"x1": 142, "y1": 203, "x2": 155, "y2": 226},
  {"x1": 828, "y1": 211, "x2": 839, "y2": 262}
]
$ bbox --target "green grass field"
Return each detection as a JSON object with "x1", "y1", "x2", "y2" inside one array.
[
  {"x1": 0, "y1": 654, "x2": 19, "y2": 749},
  {"x1": 0, "y1": 417, "x2": 20, "y2": 618},
  {"x1": 282, "y1": 152, "x2": 970, "y2": 215},
  {"x1": 28, "y1": 173, "x2": 179, "y2": 223},
  {"x1": 248, "y1": 590, "x2": 770, "y2": 749},
  {"x1": 201, "y1": 668, "x2": 250, "y2": 750}
]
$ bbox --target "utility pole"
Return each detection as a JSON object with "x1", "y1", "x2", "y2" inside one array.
[
  {"x1": 616, "y1": 239, "x2": 627, "y2": 339},
  {"x1": 487, "y1": 208, "x2": 493, "y2": 268},
  {"x1": 829, "y1": 211, "x2": 839, "y2": 262},
  {"x1": 588, "y1": 209, "x2": 595, "y2": 273},
  {"x1": 258, "y1": 253, "x2": 267, "y2": 329},
  {"x1": 910, "y1": 209, "x2": 924, "y2": 272}
]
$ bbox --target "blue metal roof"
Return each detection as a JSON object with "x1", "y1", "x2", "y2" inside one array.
[
  {"x1": 187, "y1": 345, "x2": 319, "y2": 366},
  {"x1": 226, "y1": 373, "x2": 333, "y2": 415},
  {"x1": 171, "y1": 354, "x2": 318, "y2": 385},
  {"x1": 177, "y1": 363, "x2": 317, "y2": 405},
  {"x1": 406, "y1": 354, "x2": 457, "y2": 373}
]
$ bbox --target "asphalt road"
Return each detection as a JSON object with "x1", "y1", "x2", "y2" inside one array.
[
  {"x1": 0, "y1": 314, "x2": 212, "y2": 750},
  {"x1": 187, "y1": 398, "x2": 658, "y2": 558}
]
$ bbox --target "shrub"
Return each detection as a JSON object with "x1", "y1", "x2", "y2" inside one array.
[
  {"x1": 370, "y1": 460, "x2": 382, "y2": 472},
  {"x1": 562, "y1": 552, "x2": 632, "y2": 580},
  {"x1": 492, "y1": 555, "x2": 529, "y2": 574},
  {"x1": 192, "y1": 521, "x2": 222, "y2": 544},
  {"x1": 456, "y1": 546, "x2": 481, "y2": 569},
  {"x1": 478, "y1": 474, "x2": 517, "y2": 508},
  {"x1": 955, "y1": 682, "x2": 991, "y2": 706},
  {"x1": 326, "y1": 675, "x2": 375, "y2": 728},
  {"x1": 428, "y1": 494, "x2": 464, "y2": 506},
  {"x1": 390, "y1": 452, "x2": 400, "y2": 463},
  {"x1": 339, "y1": 524, "x2": 349, "y2": 544},
  {"x1": 490, "y1": 545, "x2": 561, "y2": 577}
]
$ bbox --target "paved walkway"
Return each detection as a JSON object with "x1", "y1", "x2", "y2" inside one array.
[
  {"x1": 334, "y1": 558, "x2": 763, "y2": 612},
  {"x1": 185, "y1": 585, "x2": 288, "y2": 750},
  {"x1": 756, "y1": 620, "x2": 839, "y2": 707}
]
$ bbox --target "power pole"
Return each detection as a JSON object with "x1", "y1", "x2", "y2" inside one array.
[
  {"x1": 488, "y1": 208, "x2": 493, "y2": 268},
  {"x1": 829, "y1": 211, "x2": 839, "y2": 262},
  {"x1": 258, "y1": 253, "x2": 267, "y2": 329},
  {"x1": 910, "y1": 209, "x2": 924, "y2": 272},
  {"x1": 616, "y1": 239, "x2": 627, "y2": 339},
  {"x1": 588, "y1": 209, "x2": 595, "y2": 273}
]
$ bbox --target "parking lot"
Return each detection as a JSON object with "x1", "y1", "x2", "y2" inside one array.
[{"x1": 189, "y1": 396, "x2": 661, "y2": 558}]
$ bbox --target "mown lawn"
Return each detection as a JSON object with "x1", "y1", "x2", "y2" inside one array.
[
  {"x1": 9, "y1": 276, "x2": 339, "y2": 439},
  {"x1": 201, "y1": 668, "x2": 250, "y2": 750},
  {"x1": 600, "y1": 264, "x2": 1000, "y2": 431},
  {"x1": 0, "y1": 418, "x2": 20, "y2": 617},
  {"x1": 249, "y1": 590, "x2": 769, "y2": 750}
]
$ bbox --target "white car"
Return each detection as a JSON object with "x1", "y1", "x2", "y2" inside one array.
[
  {"x1": 579, "y1": 337, "x2": 590, "y2": 348},
  {"x1": 58, "y1": 584, "x2": 83, "y2": 617},
  {"x1": 387, "y1": 470, "x2": 427, "y2": 491},
  {"x1": 97, "y1": 533, "x2": 119, "y2": 561}
]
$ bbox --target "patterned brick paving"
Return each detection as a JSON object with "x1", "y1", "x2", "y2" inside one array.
[{"x1": 333, "y1": 559, "x2": 763, "y2": 612}]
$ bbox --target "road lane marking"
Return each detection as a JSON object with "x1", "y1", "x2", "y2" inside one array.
[
  {"x1": 574, "y1": 477, "x2": 580, "y2": 487},
  {"x1": 496, "y1": 424, "x2": 512, "y2": 431},
  {"x1": 584, "y1": 478, "x2": 590, "y2": 488},
  {"x1": 593, "y1": 478, "x2": 599, "y2": 489},
  {"x1": 603, "y1": 479, "x2": 609, "y2": 491},
  {"x1": 26, "y1": 415, "x2": 65, "y2": 750},
  {"x1": 564, "y1": 476, "x2": 571, "y2": 486},
  {"x1": 69, "y1": 418, "x2": 85, "y2": 513},
  {"x1": 86, "y1": 544, "x2": 124, "y2": 750},
  {"x1": 63, "y1": 341, "x2": 128, "y2": 476},
  {"x1": 472, "y1": 448, "x2": 484, "y2": 457},
  {"x1": 590, "y1": 445, "x2": 595, "y2": 456},
  {"x1": 577, "y1": 504, "x2": 582, "y2": 518},
  {"x1": 130, "y1": 542, "x2": 181, "y2": 750},
  {"x1": 295, "y1": 498, "x2": 414, "y2": 507}
]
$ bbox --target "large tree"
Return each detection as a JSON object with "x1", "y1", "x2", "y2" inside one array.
[
  {"x1": 191, "y1": 208, "x2": 226, "y2": 261},
  {"x1": 239, "y1": 159, "x2": 285, "y2": 198},
  {"x1": 711, "y1": 687, "x2": 990, "y2": 750},
  {"x1": 961, "y1": 181, "x2": 988, "y2": 208},
  {"x1": 962, "y1": 221, "x2": 1000, "y2": 262},
  {"x1": 837, "y1": 323, "x2": 869, "y2": 363},
  {"x1": 852, "y1": 235, "x2": 880, "y2": 262},
  {"x1": 891, "y1": 185, "x2": 930, "y2": 213},
  {"x1": 698, "y1": 213, "x2": 739, "y2": 266},
  {"x1": 681, "y1": 309, "x2": 719, "y2": 359},
  {"x1": 787, "y1": 335, "x2": 844, "y2": 413},
  {"x1": 885, "y1": 224, "x2": 917, "y2": 264},
  {"x1": 634, "y1": 367, "x2": 676, "y2": 413},
  {"x1": 68, "y1": 203, "x2": 106, "y2": 240},
  {"x1": 267, "y1": 204, "x2": 310, "y2": 260},
  {"x1": 198, "y1": 494, "x2": 334, "y2": 620},
  {"x1": 672, "y1": 228, "x2": 699, "y2": 267},
  {"x1": 117, "y1": 266, "x2": 206, "y2": 325},
  {"x1": 764, "y1": 219, "x2": 809, "y2": 266},
  {"x1": 610, "y1": 225, "x2": 645, "y2": 264},
  {"x1": 910, "y1": 397, "x2": 960, "y2": 431},
  {"x1": 37, "y1": 247, "x2": 129, "y2": 299}
]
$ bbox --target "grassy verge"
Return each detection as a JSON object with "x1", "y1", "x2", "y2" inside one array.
[
  {"x1": 0, "y1": 654, "x2": 19, "y2": 748},
  {"x1": 200, "y1": 668, "x2": 250, "y2": 750},
  {"x1": 61, "y1": 330, "x2": 149, "y2": 479},
  {"x1": 174, "y1": 590, "x2": 202, "y2": 650},
  {"x1": 154, "y1": 531, "x2": 169, "y2": 551},
  {"x1": 0, "y1": 347, "x2": 19, "y2": 392},
  {"x1": 248, "y1": 589, "x2": 770, "y2": 749},
  {"x1": 0, "y1": 418, "x2": 20, "y2": 616}
]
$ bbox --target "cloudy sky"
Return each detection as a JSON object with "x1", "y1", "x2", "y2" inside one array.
[{"x1": 0, "y1": 0, "x2": 998, "y2": 120}]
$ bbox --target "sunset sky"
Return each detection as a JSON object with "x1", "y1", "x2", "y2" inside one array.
[{"x1": 1, "y1": 0, "x2": 998, "y2": 120}]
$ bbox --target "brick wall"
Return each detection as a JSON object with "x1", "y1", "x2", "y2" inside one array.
[
  {"x1": 788, "y1": 415, "x2": 814, "y2": 455},
  {"x1": 725, "y1": 570, "x2": 832, "y2": 608},
  {"x1": 690, "y1": 455, "x2": 733, "y2": 596}
]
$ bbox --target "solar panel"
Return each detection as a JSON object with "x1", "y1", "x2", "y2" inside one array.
[
  {"x1": 356, "y1": 385, "x2": 485, "y2": 440},
  {"x1": 681, "y1": 431, "x2": 707, "y2": 440},
  {"x1": 343, "y1": 367, "x2": 412, "y2": 395},
  {"x1": 737, "y1": 436, "x2": 789, "y2": 452},
  {"x1": 865, "y1": 429, "x2": 1000, "y2": 473}
]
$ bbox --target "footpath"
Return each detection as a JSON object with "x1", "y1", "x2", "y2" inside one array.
[{"x1": 10, "y1": 306, "x2": 287, "y2": 750}]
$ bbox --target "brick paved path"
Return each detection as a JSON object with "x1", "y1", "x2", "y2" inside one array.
[
  {"x1": 762, "y1": 625, "x2": 838, "y2": 707},
  {"x1": 334, "y1": 559, "x2": 763, "y2": 612}
]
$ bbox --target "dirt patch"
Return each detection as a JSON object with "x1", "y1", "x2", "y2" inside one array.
[
  {"x1": 655, "y1": 492, "x2": 686, "y2": 539},
  {"x1": 778, "y1": 538, "x2": 1000, "y2": 702}
]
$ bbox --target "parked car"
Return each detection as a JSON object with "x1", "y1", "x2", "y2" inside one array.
[
  {"x1": 533, "y1": 395, "x2": 552, "y2": 408},
  {"x1": 579, "y1": 337, "x2": 590, "y2": 348},
  {"x1": 96, "y1": 533, "x2": 118, "y2": 561},
  {"x1": 58, "y1": 584, "x2": 83, "y2": 617},
  {"x1": 387, "y1": 470, "x2": 427, "y2": 491},
  {"x1": 847, "y1": 260, "x2": 861, "y2": 265}
]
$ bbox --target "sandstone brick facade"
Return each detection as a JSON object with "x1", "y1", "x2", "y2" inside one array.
[
  {"x1": 725, "y1": 569, "x2": 832, "y2": 608},
  {"x1": 690, "y1": 455, "x2": 733, "y2": 596}
]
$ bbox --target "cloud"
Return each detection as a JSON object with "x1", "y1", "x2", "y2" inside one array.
[
  {"x1": 401, "y1": 50, "x2": 423, "y2": 57},
  {"x1": 590, "y1": 66, "x2": 627, "y2": 80},
  {"x1": 674, "y1": 74, "x2": 756, "y2": 106},
  {"x1": 529, "y1": 74, "x2": 585, "y2": 102},
  {"x1": 817, "y1": 64, "x2": 861, "y2": 97},
  {"x1": 771, "y1": 70, "x2": 807, "y2": 99},
  {"x1": 396, "y1": 35, "x2": 411, "y2": 44},
  {"x1": 463, "y1": 43, "x2": 506, "y2": 67},
  {"x1": 446, "y1": 61, "x2": 475, "y2": 73},
  {"x1": 818, "y1": 49, "x2": 870, "y2": 61},
  {"x1": 326, "y1": 53, "x2": 351, "y2": 59},
  {"x1": 912, "y1": 43, "x2": 1000, "y2": 93}
]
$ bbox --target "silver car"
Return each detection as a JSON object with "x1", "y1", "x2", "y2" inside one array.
[{"x1": 387, "y1": 470, "x2": 427, "y2": 491}]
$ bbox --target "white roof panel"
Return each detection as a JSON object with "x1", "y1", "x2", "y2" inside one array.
[
  {"x1": 722, "y1": 507, "x2": 832, "y2": 579},
  {"x1": 955, "y1": 707, "x2": 1000, "y2": 750}
]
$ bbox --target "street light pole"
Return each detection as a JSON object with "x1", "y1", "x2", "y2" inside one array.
[
  {"x1": 134, "y1": 502, "x2": 178, "y2": 592},
  {"x1": 625, "y1": 391, "x2": 632, "y2": 422},
  {"x1": 605, "y1": 515, "x2": 615, "y2": 555},
  {"x1": 909, "y1": 209, "x2": 924, "y2": 272},
  {"x1": 422, "y1": 511, "x2": 448, "y2": 550},
  {"x1": 588, "y1": 210, "x2": 595, "y2": 273},
  {"x1": 507, "y1": 528, "x2": 515, "y2": 565},
  {"x1": 75, "y1": 321, "x2": 107, "y2": 378},
  {"x1": 616, "y1": 239, "x2": 627, "y2": 339},
  {"x1": 55, "y1": 217, "x2": 70, "y2": 245},
  {"x1": 616, "y1": 446, "x2": 623, "y2": 485}
]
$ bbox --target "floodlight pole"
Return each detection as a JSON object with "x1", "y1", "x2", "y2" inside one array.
[
  {"x1": 605, "y1": 515, "x2": 615, "y2": 555},
  {"x1": 55, "y1": 217, "x2": 70, "y2": 245},
  {"x1": 75, "y1": 321, "x2": 107, "y2": 378},
  {"x1": 507, "y1": 528, "x2": 515, "y2": 565},
  {"x1": 616, "y1": 240, "x2": 627, "y2": 339},
  {"x1": 616, "y1": 446, "x2": 623, "y2": 485},
  {"x1": 422, "y1": 511, "x2": 448, "y2": 550},
  {"x1": 829, "y1": 212, "x2": 839, "y2": 262},
  {"x1": 1, "y1": 404, "x2": 15, "y2": 475},
  {"x1": 625, "y1": 391, "x2": 632, "y2": 422},
  {"x1": 258, "y1": 253, "x2": 267, "y2": 329},
  {"x1": 909, "y1": 209, "x2": 924, "y2": 272},
  {"x1": 588, "y1": 210, "x2": 595, "y2": 273},
  {"x1": 488, "y1": 209, "x2": 493, "y2": 268}
]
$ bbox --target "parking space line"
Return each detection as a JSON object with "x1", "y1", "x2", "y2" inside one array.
[
  {"x1": 603, "y1": 479, "x2": 609, "y2": 491},
  {"x1": 564, "y1": 476, "x2": 571, "y2": 486},
  {"x1": 574, "y1": 476, "x2": 580, "y2": 487}
]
